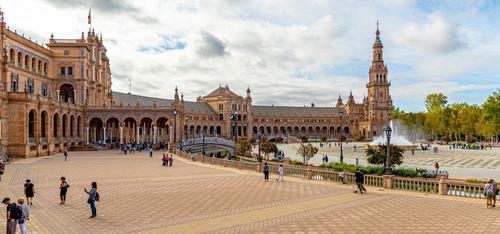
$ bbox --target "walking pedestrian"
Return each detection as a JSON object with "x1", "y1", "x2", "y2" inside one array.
[
  {"x1": 2, "y1": 197, "x2": 22, "y2": 234},
  {"x1": 354, "y1": 169, "x2": 367, "y2": 194},
  {"x1": 59, "y1": 177, "x2": 69, "y2": 205},
  {"x1": 263, "y1": 162, "x2": 269, "y2": 182},
  {"x1": 434, "y1": 162, "x2": 440, "y2": 174},
  {"x1": 149, "y1": 147, "x2": 153, "y2": 158},
  {"x1": 64, "y1": 149, "x2": 68, "y2": 161},
  {"x1": 168, "y1": 155, "x2": 173, "y2": 167},
  {"x1": 24, "y1": 179, "x2": 34, "y2": 205},
  {"x1": 355, "y1": 158, "x2": 359, "y2": 166},
  {"x1": 276, "y1": 164, "x2": 284, "y2": 182},
  {"x1": 325, "y1": 154, "x2": 329, "y2": 163},
  {"x1": 485, "y1": 179, "x2": 495, "y2": 208},
  {"x1": 17, "y1": 197, "x2": 29, "y2": 234},
  {"x1": 84, "y1": 182, "x2": 98, "y2": 218}
]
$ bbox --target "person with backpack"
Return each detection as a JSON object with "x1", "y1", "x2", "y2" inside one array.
[
  {"x1": 24, "y1": 179, "x2": 35, "y2": 205},
  {"x1": 2, "y1": 197, "x2": 22, "y2": 234},
  {"x1": 59, "y1": 177, "x2": 70, "y2": 205},
  {"x1": 17, "y1": 197, "x2": 29, "y2": 234},
  {"x1": 354, "y1": 169, "x2": 367, "y2": 194},
  {"x1": 84, "y1": 182, "x2": 98, "y2": 218},
  {"x1": 263, "y1": 162, "x2": 269, "y2": 182}
]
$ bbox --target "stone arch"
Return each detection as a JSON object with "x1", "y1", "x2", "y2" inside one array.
[
  {"x1": 28, "y1": 109, "x2": 37, "y2": 142},
  {"x1": 252, "y1": 126, "x2": 258, "y2": 135},
  {"x1": 344, "y1": 126, "x2": 350, "y2": 135},
  {"x1": 196, "y1": 125, "x2": 201, "y2": 135},
  {"x1": 300, "y1": 126, "x2": 306, "y2": 135},
  {"x1": 189, "y1": 125, "x2": 195, "y2": 138},
  {"x1": 156, "y1": 117, "x2": 169, "y2": 144},
  {"x1": 209, "y1": 126, "x2": 215, "y2": 136},
  {"x1": 31, "y1": 57, "x2": 36, "y2": 71},
  {"x1": 308, "y1": 127, "x2": 314, "y2": 135},
  {"x1": 322, "y1": 127, "x2": 328, "y2": 136},
  {"x1": 203, "y1": 125, "x2": 208, "y2": 135},
  {"x1": 40, "y1": 111, "x2": 48, "y2": 139},
  {"x1": 77, "y1": 116, "x2": 82, "y2": 138},
  {"x1": 62, "y1": 114, "x2": 68, "y2": 138},
  {"x1": 70, "y1": 115, "x2": 75, "y2": 137},
  {"x1": 89, "y1": 117, "x2": 104, "y2": 144},
  {"x1": 216, "y1": 126, "x2": 221, "y2": 136},
  {"x1": 105, "y1": 117, "x2": 120, "y2": 143},
  {"x1": 37, "y1": 60, "x2": 42, "y2": 73},
  {"x1": 60, "y1": 83, "x2": 75, "y2": 103},
  {"x1": 43, "y1": 62, "x2": 48, "y2": 75},
  {"x1": 330, "y1": 127, "x2": 335, "y2": 136},
  {"x1": 139, "y1": 117, "x2": 154, "y2": 144},
  {"x1": 293, "y1": 126, "x2": 299, "y2": 135},
  {"x1": 53, "y1": 113, "x2": 60, "y2": 138}
]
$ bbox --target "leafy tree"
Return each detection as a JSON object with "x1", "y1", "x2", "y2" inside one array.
[
  {"x1": 320, "y1": 136, "x2": 328, "y2": 142},
  {"x1": 366, "y1": 144, "x2": 404, "y2": 168},
  {"x1": 260, "y1": 142, "x2": 278, "y2": 160},
  {"x1": 237, "y1": 139, "x2": 252, "y2": 156},
  {"x1": 296, "y1": 143, "x2": 318, "y2": 165}
]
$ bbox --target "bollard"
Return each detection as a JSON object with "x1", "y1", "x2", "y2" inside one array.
[{"x1": 439, "y1": 176, "x2": 448, "y2": 195}]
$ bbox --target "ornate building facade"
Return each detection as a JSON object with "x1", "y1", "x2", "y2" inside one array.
[{"x1": 0, "y1": 9, "x2": 392, "y2": 158}]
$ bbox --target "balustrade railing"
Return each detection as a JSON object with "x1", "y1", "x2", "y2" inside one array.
[
  {"x1": 393, "y1": 177, "x2": 439, "y2": 194},
  {"x1": 173, "y1": 149, "x2": 495, "y2": 199},
  {"x1": 29, "y1": 137, "x2": 36, "y2": 145},
  {"x1": 447, "y1": 181, "x2": 485, "y2": 198},
  {"x1": 40, "y1": 137, "x2": 48, "y2": 144}
]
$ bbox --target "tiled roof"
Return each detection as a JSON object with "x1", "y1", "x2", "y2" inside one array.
[
  {"x1": 204, "y1": 86, "x2": 240, "y2": 98},
  {"x1": 112, "y1": 92, "x2": 215, "y2": 114},
  {"x1": 253, "y1": 105, "x2": 346, "y2": 117}
]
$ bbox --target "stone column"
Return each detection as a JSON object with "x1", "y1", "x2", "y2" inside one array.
[
  {"x1": 439, "y1": 176, "x2": 448, "y2": 195},
  {"x1": 86, "y1": 127, "x2": 90, "y2": 145},
  {"x1": 153, "y1": 127, "x2": 157, "y2": 144},
  {"x1": 136, "y1": 126, "x2": 140, "y2": 144},
  {"x1": 383, "y1": 175, "x2": 394, "y2": 190},
  {"x1": 103, "y1": 127, "x2": 107, "y2": 145},
  {"x1": 93, "y1": 128, "x2": 97, "y2": 144},
  {"x1": 120, "y1": 126, "x2": 123, "y2": 144}
]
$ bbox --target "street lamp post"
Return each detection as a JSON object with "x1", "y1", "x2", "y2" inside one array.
[
  {"x1": 202, "y1": 132, "x2": 205, "y2": 156},
  {"x1": 257, "y1": 130, "x2": 262, "y2": 162},
  {"x1": 230, "y1": 111, "x2": 238, "y2": 157},
  {"x1": 384, "y1": 126, "x2": 393, "y2": 175},
  {"x1": 173, "y1": 110, "x2": 177, "y2": 149},
  {"x1": 339, "y1": 109, "x2": 344, "y2": 163}
]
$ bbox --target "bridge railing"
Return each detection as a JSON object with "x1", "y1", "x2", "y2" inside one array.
[
  {"x1": 173, "y1": 149, "x2": 498, "y2": 199},
  {"x1": 182, "y1": 137, "x2": 237, "y2": 148}
]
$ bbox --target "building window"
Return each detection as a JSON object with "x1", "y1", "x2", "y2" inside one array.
[
  {"x1": 68, "y1": 67, "x2": 73, "y2": 76},
  {"x1": 41, "y1": 82, "x2": 48, "y2": 97},
  {"x1": 80, "y1": 63, "x2": 84, "y2": 78},
  {"x1": 60, "y1": 67, "x2": 66, "y2": 75},
  {"x1": 64, "y1": 50, "x2": 69, "y2": 55},
  {"x1": 27, "y1": 78, "x2": 34, "y2": 94},
  {"x1": 80, "y1": 49, "x2": 84, "y2": 56},
  {"x1": 11, "y1": 73, "x2": 18, "y2": 92}
]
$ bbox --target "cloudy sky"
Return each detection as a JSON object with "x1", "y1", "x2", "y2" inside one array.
[{"x1": 2, "y1": 0, "x2": 499, "y2": 111}]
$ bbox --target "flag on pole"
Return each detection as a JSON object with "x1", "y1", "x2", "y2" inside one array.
[{"x1": 88, "y1": 9, "x2": 91, "y2": 25}]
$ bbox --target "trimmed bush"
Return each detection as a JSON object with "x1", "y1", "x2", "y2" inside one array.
[{"x1": 290, "y1": 160, "x2": 303, "y2": 165}]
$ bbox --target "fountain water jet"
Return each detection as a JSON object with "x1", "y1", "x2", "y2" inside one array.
[{"x1": 369, "y1": 120, "x2": 416, "y2": 148}]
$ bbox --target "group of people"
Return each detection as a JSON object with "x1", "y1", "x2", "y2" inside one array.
[
  {"x1": 2, "y1": 177, "x2": 99, "y2": 234},
  {"x1": 162, "y1": 154, "x2": 174, "y2": 167},
  {"x1": 450, "y1": 143, "x2": 493, "y2": 150},
  {"x1": 321, "y1": 154, "x2": 329, "y2": 164},
  {"x1": 262, "y1": 163, "x2": 284, "y2": 182}
]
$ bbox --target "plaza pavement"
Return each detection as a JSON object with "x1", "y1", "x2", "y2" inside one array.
[{"x1": 1, "y1": 150, "x2": 499, "y2": 233}]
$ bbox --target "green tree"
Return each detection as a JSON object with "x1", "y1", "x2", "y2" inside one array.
[
  {"x1": 482, "y1": 89, "x2": 500, "y2": 142},
  {"x1": 366, "y1": 145, "x2": 404, "y2": 168},
  {"x1": 237, "y1": 139, "x2": 252, "y2": 156},
  {"x1": 260, "y1": 142, "x2": 278, "y2": 160},
  {"x1": 297, "y1": 143, "x2": 318, "y2": 165}
]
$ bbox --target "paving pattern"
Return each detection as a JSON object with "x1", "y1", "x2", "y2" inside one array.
[{"x1": 1, "y1": 150, "x2": 499, "y2": 233}]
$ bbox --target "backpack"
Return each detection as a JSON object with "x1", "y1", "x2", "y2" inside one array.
[
  {"x1": 9, "y1": 203, "x2": 23, "y2": 220},
  {"x1": 95, "y1": 191, "x2": 100, "y2": 201}
]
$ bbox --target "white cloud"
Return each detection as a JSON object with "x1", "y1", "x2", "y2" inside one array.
[
  {"x1": 395, "y1": 13, "x2": 465, "y2": 53},
  {"x1": 1, "y1": 0, "x2": 498, "y2": 112}
]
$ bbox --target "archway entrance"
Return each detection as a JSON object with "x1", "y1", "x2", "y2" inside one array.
[{"x1": 60, "y1": 84, "x2": 75, "y2": 103}]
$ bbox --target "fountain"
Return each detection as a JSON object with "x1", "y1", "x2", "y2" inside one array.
[{"x1": 367, "y1": 120, "x2": 417, "y2": 150}]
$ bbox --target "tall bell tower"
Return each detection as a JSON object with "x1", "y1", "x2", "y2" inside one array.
[{"x1": 366, "y1": 22, "x2": 393, "y2": 137}]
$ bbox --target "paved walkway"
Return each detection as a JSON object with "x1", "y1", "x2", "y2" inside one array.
[{"x1": 1, "y1": 151, "x2": 499, "y2": 233}]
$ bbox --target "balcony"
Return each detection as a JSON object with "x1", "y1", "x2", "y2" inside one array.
[{"x1": 29, "y1": 137, "x2": 36, "y2": 146}]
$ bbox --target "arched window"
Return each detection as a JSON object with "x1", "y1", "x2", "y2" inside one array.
[
  {"x1": 24, "y1": 55, "x2": 29, "y2": 69},
  {"x1": 37, "y1": 60, "x2": 42, "y2": 74},
  {"x1": 31, "y1": 58, "x2": 36, "y2": 72},
  {"x1": 378, "y1": 53, "x2": 381, "y2": 60},
  {"x1": 17, "y1": 52, "x2": 22, "y2": 66},
  {"x1": 43, "y1": 62, "x2": 48, "y2": 75},
  {"x1": 9, "y1": 49, "x2": 14, "y2": 63}
]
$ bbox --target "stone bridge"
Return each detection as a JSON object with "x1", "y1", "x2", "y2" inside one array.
[{"x1": 182, "y1": 137, "x2": 239, "y2": 156}]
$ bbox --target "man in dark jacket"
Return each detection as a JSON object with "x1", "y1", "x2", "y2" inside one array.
[{"x1": 354, "y1": 169, "x2": 367, "y2": 194}]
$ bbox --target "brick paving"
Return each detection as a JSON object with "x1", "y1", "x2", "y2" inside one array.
[{"x1": 1, "y1": 150, "x2": 499, "y2": 233}]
